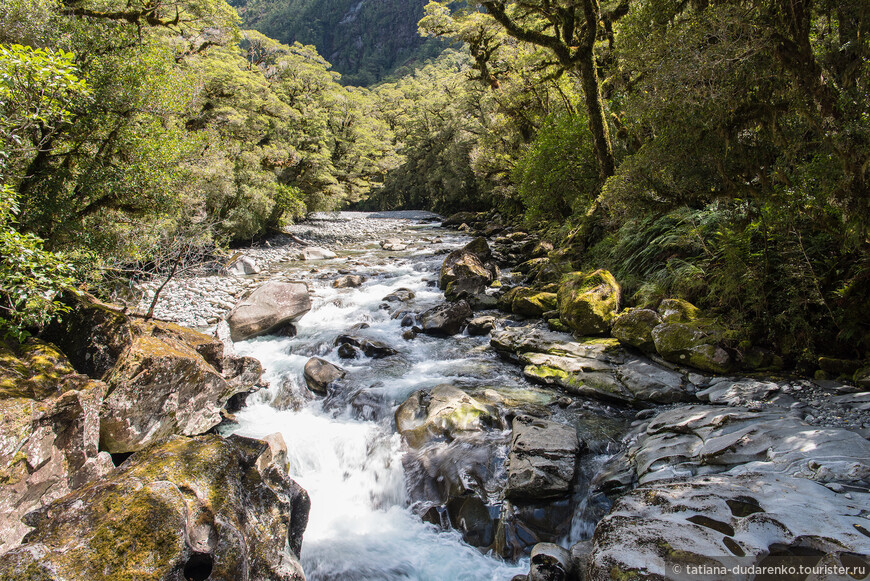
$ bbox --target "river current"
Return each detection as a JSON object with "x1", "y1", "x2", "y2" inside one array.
[{"x1": 224, "y1": 213, "x2": 605, "y2": 580}]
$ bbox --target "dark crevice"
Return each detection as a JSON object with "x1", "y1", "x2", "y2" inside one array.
[{"x1": 183, "y1": 552, "x2": 213, "y2": 581}]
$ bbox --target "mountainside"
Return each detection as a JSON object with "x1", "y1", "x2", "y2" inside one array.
[{"x1": 230, "y1": 0, "x2": 446, "y2": 85}]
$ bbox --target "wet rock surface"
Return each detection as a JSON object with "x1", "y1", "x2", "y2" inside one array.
[
  {"x1": 505, "y1": 416, "x2": 581, "y2": 500},
  {"x1": 58, "y1": 211, "x2": 866, "y2": 579},
  {"x1": 597, "y1": 405, "x2": 870, "y2": 490},
  {"x1": 586, "y1": 473, "x2": 870, "y2": 580}
]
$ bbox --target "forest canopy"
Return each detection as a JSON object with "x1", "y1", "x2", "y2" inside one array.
[{"x1": 1, "y1": 0, "x2": 869, "y2": 366}]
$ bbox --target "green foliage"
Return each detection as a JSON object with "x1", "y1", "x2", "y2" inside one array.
[
  {"x1": 513, "y1": 112, "x2": 599, "y2": 223},
  {"x1": 0, "y1": 185, "x2": 75, "y2": 341}
]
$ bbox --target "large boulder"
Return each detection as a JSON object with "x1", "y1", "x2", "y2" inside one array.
[
  {"x1": 508, "y1": 288, "x2": 558, "y2": 318},
  {"x1": 439, "y1": 237, "x2": 499, "y2": 300},
  {"x1": 100, "y1": 322, "x2": 258, "y2": 453},
  {"x1": 0, "y1": 434, "x2": 310, "y2": 581},
  {"x1": 585, "y1": 473, "x2": 870, "y2": 579},
  {"x1": 556, "y1": 270, "x2": 620, "y2": 335},
  {"x1": 596, "y1": 405, "x2": 870, "y2": 491},
  {"x1": 506, "y1": 416, "x2": 581, "y2": 500},
  {"x1": 395, "y1": 384, "x2": 501, "y2": 448},
  {"x1": 0, "y1": 340, "x2": 113, "y2": 554},
  {"x1": 610, "y1": 308, "x2": 662, "y2": 352},
  {"x1": 226, "y1": 281, "x2": 311, "y2": 342},
  {"x1": 46, "y1": 293, "x2": 263, "y2": 454},
  {"x1": 420, "y1": 300, "x2": 473, "y2": 336},
  {"x1": 303, "y1": 357, "x2": 346, "y2": 394},
  {"x1": 651, "y1": 319, "x2": 733, "y2": 373}
]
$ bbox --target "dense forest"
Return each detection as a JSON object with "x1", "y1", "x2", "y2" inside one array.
[{"x1": 1, "y1": 0, "x2": 869, "y2": 371}]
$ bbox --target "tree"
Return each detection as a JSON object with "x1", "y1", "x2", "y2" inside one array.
[{"x1": 473, "y1": 0, "x2": 624, "y2": 178}]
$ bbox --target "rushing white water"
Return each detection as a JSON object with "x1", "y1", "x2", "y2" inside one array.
[{"x1": 227, "y1": 219, "x2": 529, "y2": 580}]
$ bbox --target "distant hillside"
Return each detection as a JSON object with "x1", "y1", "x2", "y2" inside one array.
[{"x1": 230, "y1": 0, "x2": 446, "y2": 85}]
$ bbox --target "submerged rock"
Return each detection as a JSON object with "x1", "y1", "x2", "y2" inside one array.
[
  {"x1": 334, "y1": 335, "x2": 398, "y2": 358},
  {"x1": 226, "y1": 281, "x2": 311, "y2": 341},
  {"x1": 333, "y1": 275, "x2": 366, "y2": 288},
  {"x1": 0, "y1": 434, "x2": 310, "y2": 580},
  {"x1": 0, "y1": 340, "x2": 113, "y2": 554},
  {"x1": 556, "y1": 270, "x2": 620, "y2": 335},
  {"x1": 296, "y1": 246, "x2": 337, "y2": 260},
  {"x1": 586, "y1": 473, "x2": 870, "y2": 579}
]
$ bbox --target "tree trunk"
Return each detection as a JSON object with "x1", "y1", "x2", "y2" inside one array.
[{"x1": 577, "y1": 47, "x2": 615, "y2": 179}]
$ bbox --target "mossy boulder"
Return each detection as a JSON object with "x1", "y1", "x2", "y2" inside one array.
[
  {"x1": 507, "y1": 288, "x2": 558, "y2": 317},
  {"x1": 0, "y1": 434, "x2": 309, "y2": 580},
  {"x1": 439, "y1": 237, "x2": 499, "y2": 300},
  {"x1": 854, "y1": 366, "x2": 870, "y2": 389},
  {"x1": 395, "y1": 384, "x2": 502, "y2": 448},
  {"x1": 0, "y1": 340, "x2": 113, "y2": 554},
  {"x1": 557, "y1": 270, "x2": 620, "y2": 335},
  {"x1": 100, "y1": 329, "x2": 251, "y2": 453},
  {"x1": 657, "y1": 298, "x2": 701, "y2": 323},
  {"x1": 44, "y1": 294, "x2": 263, "y2": 454},
  {"x1": 651, "y1": 321, "x2": 733, "y2": 374},
  {"x1": 611, "y1": 309, "x2": 662, "y2": 352}
]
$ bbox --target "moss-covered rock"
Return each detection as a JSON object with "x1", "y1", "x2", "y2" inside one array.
[
  {"x1": 0, "y1": 339, "x2": 112, "y2": 554},
  {"x1": 817, "y1": 357, "x2": 862, "y2": 377},
  {"x1": 511, "y1": 288, "x2": 558, "y2": 318},
  {"x1": 99, "y1": 330, "x2": 246, "y2": 454},
  {"x1": 43, "y1": 294, "x2": 263, "y2": 454},
  {"x1": 611, "y1": 309, "x2": 662, "y2": 352},
  {"x1": 657, "y1": 298, "x2": 701, "y2": 323},
  {"x1": 395, "y1": 384, "x2": 502, "y2": 448},
  {"x1": 854, "y1": 366, "x2": 870, "y2": 389},
  {"x1": 557, "y1": 270, "x2": 620, "y2": 335},
  {"x1": 0, "y1": 434, "x2": 309, "y2": 580},
  {"x1": 651, "y1": 321, "x2": 733, "y2": 373}
]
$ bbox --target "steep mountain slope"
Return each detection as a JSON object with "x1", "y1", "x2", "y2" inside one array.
[{"x1": 230, "y1": 0, "x2": 446, "y2": 85}]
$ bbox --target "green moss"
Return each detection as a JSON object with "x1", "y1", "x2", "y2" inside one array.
[
  {"x1": 511, "y1": 289, "x2": 558, "y2": 317},
  {"x1": 524, "y1": 364, "x2": 569, "y2": 383},
  {"x1": 657, "y1": 298, "x2": 701, "y2": 323},
  {"x1": 557, "y1": 270, "x2": 621, "y2": 335},
  {"x1": 86, "y1": 484, "x2": 186, "y2": 580},
  {"x1": 0, "y1": 340, "x2": 75, "y2": 400}
]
